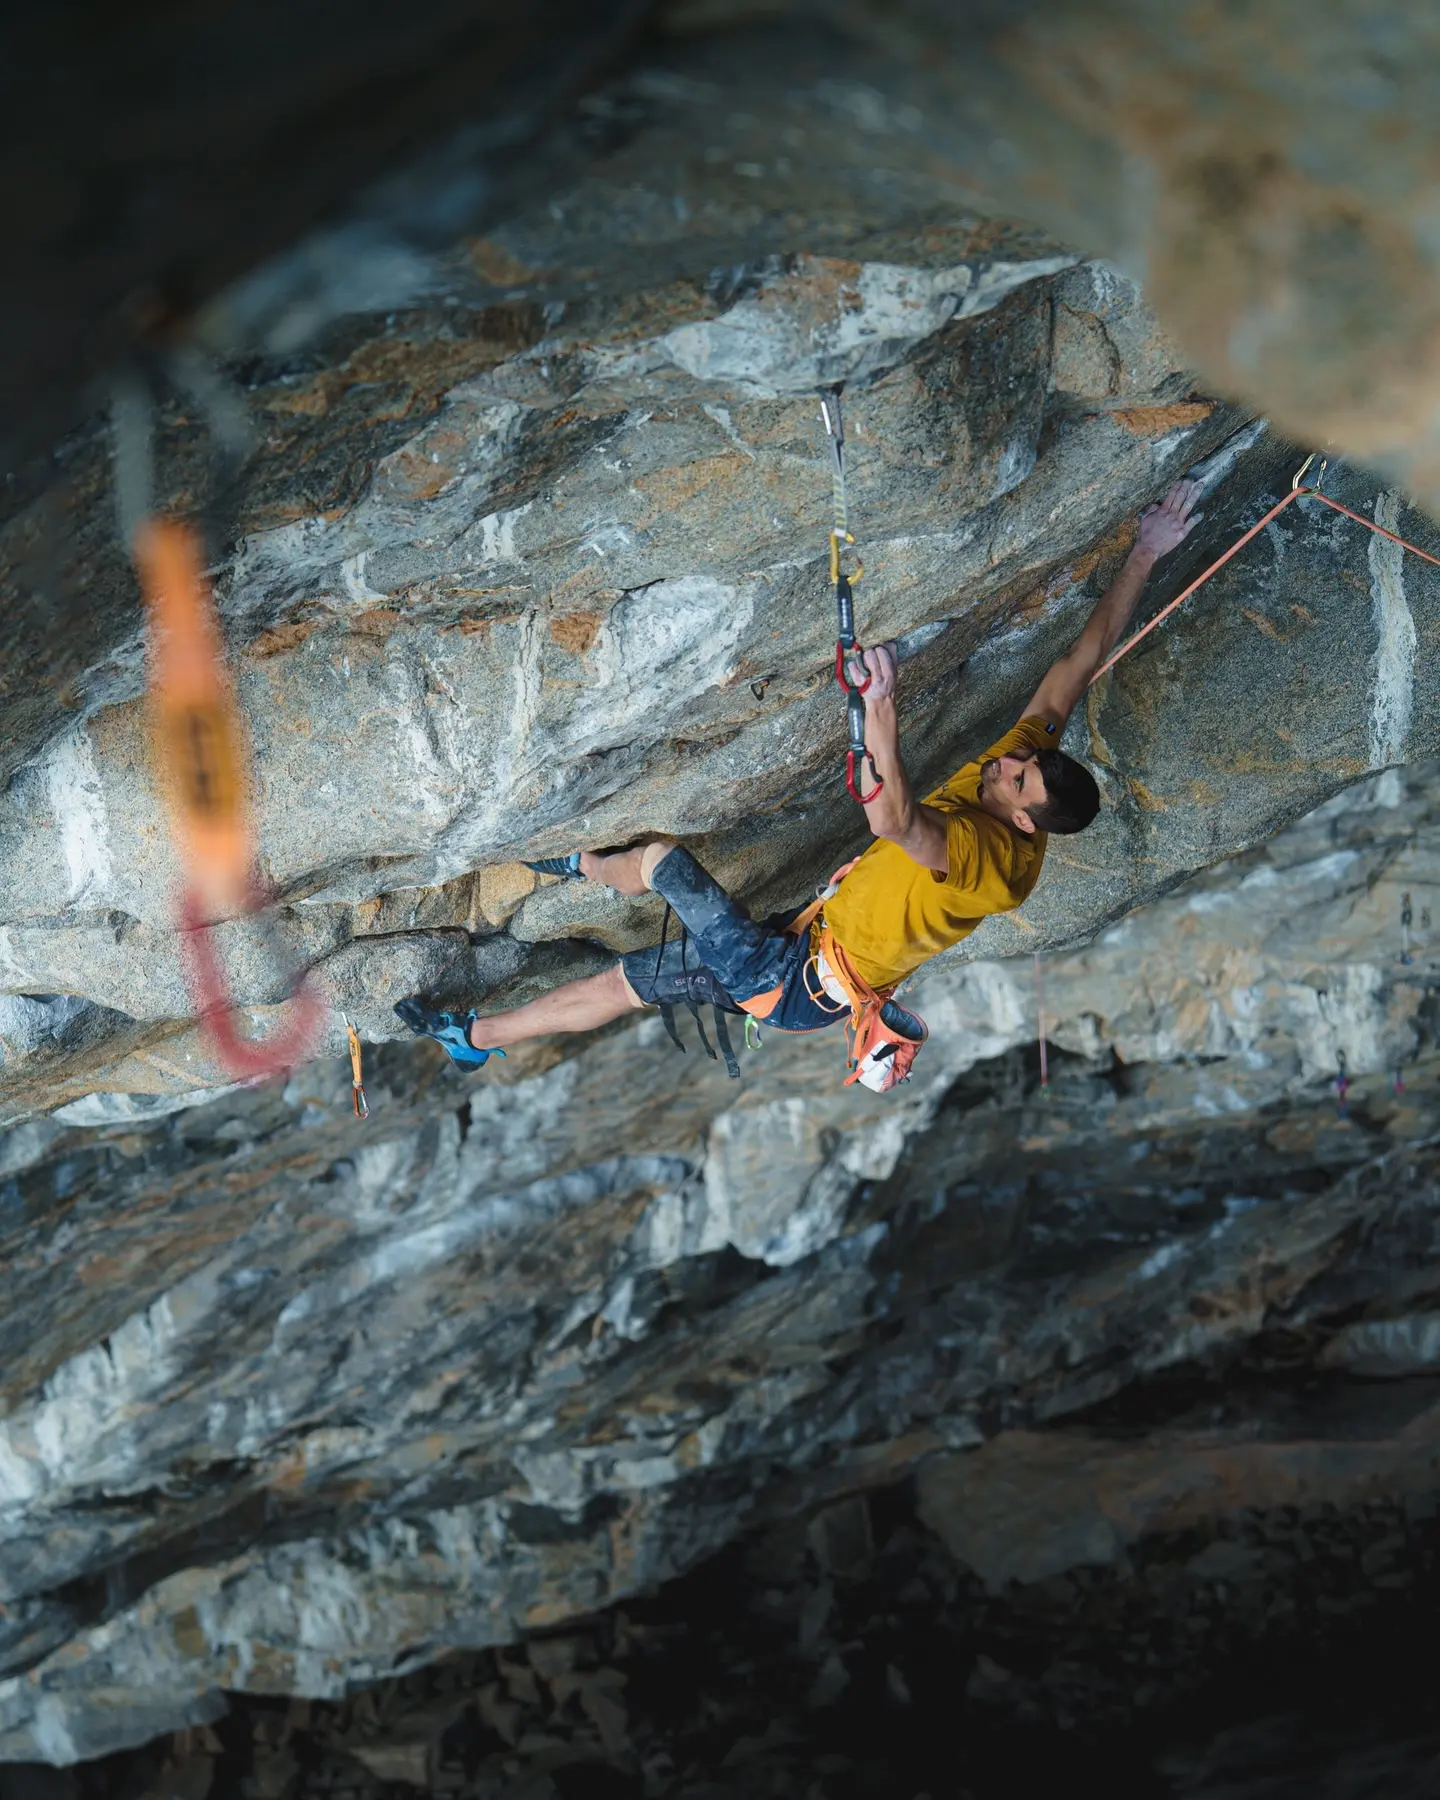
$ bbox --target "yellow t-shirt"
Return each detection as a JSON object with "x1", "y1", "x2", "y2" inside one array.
[{"x1": 823, "y1": 716, "x2": 1055, "y2": 991}]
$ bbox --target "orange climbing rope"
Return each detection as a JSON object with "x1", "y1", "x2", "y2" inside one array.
[{"x1": 1091, "y1": 455, "x2": 1440, "y2": 686}]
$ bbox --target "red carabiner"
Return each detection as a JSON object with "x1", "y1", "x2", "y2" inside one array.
[
  {"x1": 835, "y1": 641, "x2": 873, "y2": 695},
  {"x1": 846, "y1": 749, "x2": 884, "y2": 805}
]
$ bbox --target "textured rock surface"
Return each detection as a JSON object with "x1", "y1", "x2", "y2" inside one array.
[
  {"x1": 4, "y1": 236, "x2": 1440, "y2": 1122},
  {"x1": 12, "y1": 2, "x2": 1440, "y2": 506},
  {"x1": 4, "y1": 762, "x2": 1440, "y2": 1760},
  {"x1": 6, "y1": 3, "x2": 1440, "y2": 1776}
]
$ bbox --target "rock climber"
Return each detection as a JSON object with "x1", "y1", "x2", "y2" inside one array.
[{"x1": 396, "y1": 479, "x2": 1202, "y2": 1078}]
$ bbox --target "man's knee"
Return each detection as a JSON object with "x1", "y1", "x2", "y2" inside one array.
[
  {"x1": 614, "y1": 961, "x2": 649, "y2": 1010},
  {"x1": 638, "y1": 839, "x2": 677, "y2": 891}
]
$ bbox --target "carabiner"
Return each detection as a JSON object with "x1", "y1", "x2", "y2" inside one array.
[{"x1": 344, "y1": 1013, "x2": 370, "y2": 1119}]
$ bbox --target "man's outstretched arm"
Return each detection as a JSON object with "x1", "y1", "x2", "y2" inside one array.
[
  {"x1": 849, "y1": 643, "x2": 951, "y2": 872},
  {"x1": 1025, "y1": 479, "x2": 1203, "y2": 731}
]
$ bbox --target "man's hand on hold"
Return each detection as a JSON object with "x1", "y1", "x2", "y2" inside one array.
[
  {"x1": 846, "y1": 641, "x2": 898, "y2": 703},
  {"x1": 1137, "y1": 479, "x2": 1204, "y2": 560}
]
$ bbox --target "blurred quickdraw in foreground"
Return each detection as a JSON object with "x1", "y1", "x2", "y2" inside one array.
[
  {"x1": 113, "y1": 371, "x2": 323, "y2": 1081},
  {"x1": 344, "y1": 1015, "x2": 370, "y2": 1120}
]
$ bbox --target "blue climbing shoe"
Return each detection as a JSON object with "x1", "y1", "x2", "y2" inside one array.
[
  {"x1": 393, "y1": 998, "x2": 505, "y2": 1071},
  {"x1": 524, "y1": 852, "x2": 585, "y2": 881}
]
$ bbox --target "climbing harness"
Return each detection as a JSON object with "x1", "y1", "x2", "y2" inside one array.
[
  {"x1": 344, "y1": 1015, "x2": 370, "y2": 1119},
  {"x1": 113, "y1": 373, "x2": 323, "y2": 1082},
  {"x1": 646, "y1": 904, "x2": 751, "y2": 1079},
  {"x1": 1093, "y1": 454, "x2": 1440, "y2": 686},
  {"x1": 819, "y1": 389, "x2": 884, "y2": 804},
  {"x1": 780, "y1": 862, "x2": 928, "y2": 1093},
  {"x1": 1033, "y1": 951, "x2": 1051, "y2": 1101}
]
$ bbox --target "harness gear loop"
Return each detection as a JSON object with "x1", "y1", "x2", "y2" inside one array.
[
  {"x1": 343, "y1": 1014, "x2": 370, "y2": 1119},
  {"x1": 645, "y1": 902, "x2": 746, "y2": 1077},
  {"x1": 119, "y1": 391, "x2": 322, "y2": 1081},
  {"x1": 820, "y1": 388, "x2": 884, "y2": 806},
  {"x1": 779, "y1": 860, "x2": 927, "y2": 1092}
]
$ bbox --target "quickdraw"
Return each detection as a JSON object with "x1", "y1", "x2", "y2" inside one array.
[
  {"x1": 1033, "y1": 951, "x2": 1051, "y2": 1101},
  {"x1": 819, "y1": 389, "x2": 883, "y2": 805},
  {"x1": 115, "y1": 373, "x2": 323, "y2": 1082},
  {"x1": 345, "y1": 1014, "x2": 370, "y2": 1120}
]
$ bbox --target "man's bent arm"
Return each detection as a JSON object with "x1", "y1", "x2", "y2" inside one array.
[
  {"x1": 1026, "y1": 479, "x2": 1202, "y2": 730},
  {"x1": 854, "y1": 647, "x2": 949, "y2": 872}
]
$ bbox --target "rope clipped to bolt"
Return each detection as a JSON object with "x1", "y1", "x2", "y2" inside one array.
[
  {"x1": 1092, "y1": 453, "x2": 1440, "y2": 686},
  {"x1": 820, "y1": 389, "x2": 883, "y2": 804}
]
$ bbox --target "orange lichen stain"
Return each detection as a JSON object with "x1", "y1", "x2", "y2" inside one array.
[
  {"x1": 382, "y1": 455, "x2": 456, "y2": 501},
  {"x1": 549, "y1": 611, "x2": 603, "y2": 656},
  {"x1": 455, "y1": 611, "x2": 523, "y2": 637},
  {"x1": 1290, "y1": 603, "x2": 1318, "y2": 624},
  {"x1": 1240, "y1": 606, "x2": 1283, "y2": 640},
  {"x1": 349, "y1": 609, "x2": 403, "y2": 638},
  {"x1": 1127, "y1": 777, "x2": 1169, "y2": 813},
  {"x1": 250, "y1": 620, "x2": 317, "y2": 659},
  {"x1": 1112, "y1": 401, "x2": 1217, "y2": 436},
  {"x1": 630, "y1": 453, "x2": 746, "y2": 527},
  {"x1": 258, "y1": 385, "x2": 331, "y2": 418},
  {"x1": 1189, "y1": 779, "x2": 1222, "y2": 806},
  {"x1": 1018, "y1": 518, "x2": 1142, "y2": 623},
  {"x1": 1275, "y1": 726, "x2": 1293, "y2": 742}
]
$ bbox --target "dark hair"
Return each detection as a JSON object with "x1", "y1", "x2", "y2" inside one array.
[{"x1": 1027, "y1": 748, "x2": 1100, "y2": 835}]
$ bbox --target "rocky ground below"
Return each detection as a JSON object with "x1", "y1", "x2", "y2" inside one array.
[{"x1": 38, "y1": 1475, "x2": 1440, "y2": 1800}]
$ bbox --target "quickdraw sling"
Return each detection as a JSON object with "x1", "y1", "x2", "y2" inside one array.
[{"x1": 820, "y1": 389, "x2": 884, "y2": 805}]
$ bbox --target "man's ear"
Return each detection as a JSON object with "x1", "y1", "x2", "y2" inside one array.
[{"x1": 1010, "y1": 809, "x2": 1037, "y2": 836}]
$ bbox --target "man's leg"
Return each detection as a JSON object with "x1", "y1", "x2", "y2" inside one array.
[
  {"x1": 577, "y1": 841, "x2": 673, "y2": 896},
  {"x1": 466, "y1": 842, "x2": 677, "y2": 1046},
  {"x1": 466, "y1": 963, "x2": 643, "y2": 1050},
  {"x1": 396, "y1": 840, "x2": 685, "y2": 1066},
  {"x1": 462, "y1": 839, "x2": 671, "y2": 1045}
]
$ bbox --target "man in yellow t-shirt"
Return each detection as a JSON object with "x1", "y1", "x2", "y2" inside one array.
[{"x1": 397, "y1": 481, "x2": 1202, "y2": 1071}]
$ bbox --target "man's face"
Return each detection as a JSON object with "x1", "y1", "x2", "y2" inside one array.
[{"x1": 980, "y1": 747, "x2": 1049, "y2": 834}]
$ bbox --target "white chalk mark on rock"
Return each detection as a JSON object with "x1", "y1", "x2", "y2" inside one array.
[
  {"x1": 1367, "y1": 488, "x2": 1415, "y2": 768},
  {"x1": 45, "y1": 728, "x2": 113, "y2": 906}
]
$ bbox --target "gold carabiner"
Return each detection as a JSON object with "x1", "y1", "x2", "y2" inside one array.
[{"x1": 829, "y1": 529, "x2": 863, "y2": 586}]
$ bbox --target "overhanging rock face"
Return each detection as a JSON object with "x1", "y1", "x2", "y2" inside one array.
[
  {"x1": 4, "y1": 4, "x2": 1440, "y2": 1767},
  {"x1": 2, "y1": 761, "x2": 1440, "y2": 1761},
  {"x1": 1, "y1": 240, "x2": 1438, "y2": 1119}
]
